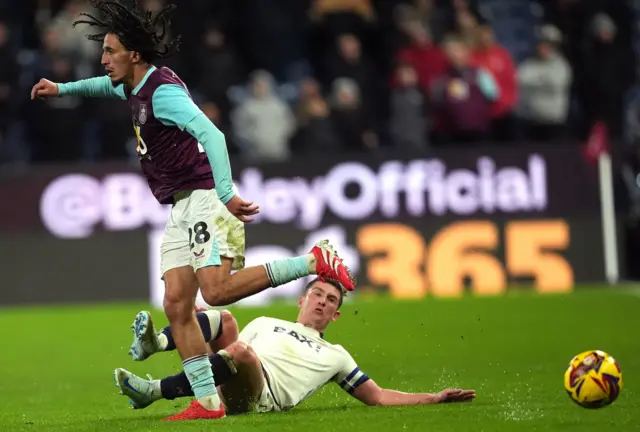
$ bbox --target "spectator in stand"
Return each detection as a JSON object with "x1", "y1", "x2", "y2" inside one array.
[
  {"x1": 2, "y1": 0, "x2": 636, "y2": 167},
  {"x1": 196, "y1": 24, "x2": 244, "y2": 118},
  {"x1": 472, "y1": 24, "x2": 518, "y2": 141},
  {"x1": 231, "y1": 70, "x2": 295, "y2": 163},
  {"x1": 441, "y1": 0, "x2": 485, "y2": 34},
  {"x1": 518, "y1": 25, "x2": 572, "y2": 142},
  {"x1": 430, "y1": 35, "x2": 499, "y2": 144},
  {"x1": 309, "y1": 0, "x2": 378, "y2": 87},
  {"x1": 240, "y1": 0, "x2": 310, "y2": 81},
  {"x1": 451, "y1": 0, "x2": 483, "y2": 17},
  {"x1": 323, "y1": 33, "x2": 381, "y2": 122},
  {"x1": 330, "y1": 77, "x2": 378, "y2": 152},
  {"x1": 0, "y1": 21, "x2": 18, "y2": 157},
  {"x1": 291, "y1": 78, "x2": 341, "y2": 156},
  {"x1": 29, "y1": 54, "x2": 84, "y2": 162},
  {"x1": 394, "y1": 0, "x2": 448, "y2": 46},
  {"x1": 454, "y1": 9, "x2": 480, "y2": 48},
  {"x1": 389, "y1": 62, "x2": 428, "y2": 150},
  {"x1": 324, "y1": 34, "x2": 377, "y2": 105},
  {"x1": 37, "y1": 0, "x2": 100, "y2": 78},
  {"x1": 309, "y1": 0, "x2": 376, "y2": 40},
  {"x1": 577, "y1": 12, "x2": 635, "y2": 139},
  {"x1": 411, "y1": 0, "x2": 449, "y2": 44},
  {"x1": 395, "y1": 20, "x2": 448, "y2": 97}
]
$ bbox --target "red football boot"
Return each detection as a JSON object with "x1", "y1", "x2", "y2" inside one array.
[
  {"x1": 310, "y1": 240, "x2": 356, "y2": 291},
  {"x1": 162, "y1": 400, "x2": 226, "y2": 421}
]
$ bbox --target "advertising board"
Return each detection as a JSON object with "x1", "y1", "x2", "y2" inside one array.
[{"x1": 0, "y1": 145, "x2": 605, "y2": 306}]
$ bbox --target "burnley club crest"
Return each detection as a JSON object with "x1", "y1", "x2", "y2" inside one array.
[{"x1": 139, "y1": 103, "x2": 148, "y2": 125}]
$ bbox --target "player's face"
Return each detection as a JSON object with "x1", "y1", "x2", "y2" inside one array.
[
  {"x1": 101, "y1": 33, "x2": 135, "y2": 82},
  {"x1": 298, "y1": 282, "x2": 341, "y2": 330}
]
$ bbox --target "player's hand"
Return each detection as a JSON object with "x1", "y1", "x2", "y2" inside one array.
[
  {"x1": 194, "y1": 305, "x2": 209, "y2": 313},
  {"x1": 436, "y1": 389, "x2": 476, "y2": 403},
  {"x1": 30, "y1": 78, "x2": 59, "y2": 100},
  {"x1": 225, "y1": 195, "x2": 259, "y2": 223}
]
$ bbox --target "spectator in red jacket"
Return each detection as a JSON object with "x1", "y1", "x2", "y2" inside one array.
[
  {"x1": 472, "y1": 24, "x2": 518, "y2": 141},
  {"x1": 430, "y1": 35, "x2": 499, "y2": 144},
  {"x1": 395, "y1": 21, "x2": 448, "y2": 96}
]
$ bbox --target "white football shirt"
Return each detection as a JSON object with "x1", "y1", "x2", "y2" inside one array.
[{"x1": 238, "y1": 316, "x2": 369, "y2": 411}]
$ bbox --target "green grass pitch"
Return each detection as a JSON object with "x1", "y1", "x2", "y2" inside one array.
[{"x1": 0, "y1": 288, "x2": 638, "y2": 432}]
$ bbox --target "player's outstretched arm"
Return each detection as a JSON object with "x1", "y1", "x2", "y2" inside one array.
[
  {"x1": 351, "y1": 379, "x2": 476, "y2": 406},
  {"x1": 30, "y1": 76, "x2": 126, "y2": 100},
  {"x1": 184, "y1": 114, "x2": 259, "y2": 223}
]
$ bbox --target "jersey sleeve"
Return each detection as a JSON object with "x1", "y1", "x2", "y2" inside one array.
[
  {"x1": 332, "y1": 346, "x2": 370, "y2": 394},
  {"x1": 152, "y1": 84, "x2": 235, "y2": 204},
  {"x1": 57, "y1": 76, "x2": 126, "y2": 99},
  {"x1": 152, "y1": 84, "x2": 202, "y2": 130},
  {"x1": 184, "y1": 114, "x2": 234, "y2": 204}
]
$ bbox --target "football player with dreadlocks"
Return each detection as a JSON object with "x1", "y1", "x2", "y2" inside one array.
[{"x1": 30, "y1": 0, "x2": 355, "y2": 421}]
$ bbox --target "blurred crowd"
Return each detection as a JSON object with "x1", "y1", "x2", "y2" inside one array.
[{"x1": 0, "y1": 0, "x2": 637, "y2": 166}]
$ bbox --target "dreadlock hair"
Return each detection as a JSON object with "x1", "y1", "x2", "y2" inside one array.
[{"x1": 72, "y1": 0, "x2": 181, "y2": 63}]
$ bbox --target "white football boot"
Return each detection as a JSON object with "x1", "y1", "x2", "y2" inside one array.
[
  {"x1": 114, "y1": 367, "x2": 161, "y2": 409},
  {"x1": 128, "y1": 311, "x2": 162, "y2": 361}
]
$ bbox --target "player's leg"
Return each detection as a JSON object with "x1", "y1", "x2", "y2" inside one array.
[
  {"x1": 117, "y1": 340, "x2": 265, "y2": 415},
  {"x1": 163, "y1": 267, "x2": 225, "y2": 414},
  {"x1": 208, "y1": 309, "x2": 239, "y2": 353},
  {"x1": 217, "y1": 341, "x2": 266, "y2": 414},
  {"x1": 159, "y1": 203, "x2": 225, "y2": 419},
  {"x1": 189, "y1": 190, "x2": 355, "y2": 307},
  {"x1": 197, "y1": 244, "x2": 354, "y2": 306},
  {"x1": 162, "y1": 341, "x2": 266, "y2": 416},
  {"x1": 129, "y1": 309, "x2": 238, "y2": 361}
]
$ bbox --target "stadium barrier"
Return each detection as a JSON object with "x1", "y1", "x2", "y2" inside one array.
[{"x1": 0, "y1": 144, "x2": 615, "y2": 307}]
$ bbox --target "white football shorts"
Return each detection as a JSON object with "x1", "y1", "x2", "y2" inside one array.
[{"x1": 160, "y1": 189, "x2": 245, "y2": 277}]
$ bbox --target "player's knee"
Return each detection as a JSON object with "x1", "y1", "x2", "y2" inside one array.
[
  {"x1": 226, "y1": 341, "x2": 258, "y2": 367},
  {"x1": 201, "y1": 285, "x2": 227, "y2": 307},
  {"x1": 197, "y1": 261, "x2": 233, "y2": 306},
  {"x1": 220, "y1": 310, "x2": 238, "y2": 334},
  {"x1": 163, "y1": 292, "x2": 191, "y2": 324}
]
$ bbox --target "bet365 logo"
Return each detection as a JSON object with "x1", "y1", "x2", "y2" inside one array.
[{"x1": 357, "y1": 220, "x2": 573, "y2": 296}]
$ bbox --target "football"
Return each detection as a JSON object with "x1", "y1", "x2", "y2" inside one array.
[{"x1": 564, "y1": 350, "x2": 623, "y2": 409}]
